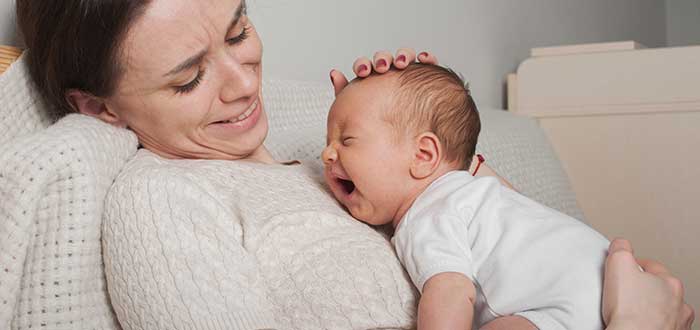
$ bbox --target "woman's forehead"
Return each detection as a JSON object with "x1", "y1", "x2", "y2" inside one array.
[{"x1": 121, "y1": 0, "x2": 244, "y2": 75}]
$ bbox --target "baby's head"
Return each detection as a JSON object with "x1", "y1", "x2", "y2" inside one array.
[{"x1": 322, "y1": 63, "x2": 480, "y2": 227}]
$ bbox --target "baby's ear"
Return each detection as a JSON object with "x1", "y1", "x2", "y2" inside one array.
[{"x1": 410, "y1": 132, "x2": 442, "y2": 179}]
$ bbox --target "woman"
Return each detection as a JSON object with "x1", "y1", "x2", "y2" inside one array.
[{"x1": 16, "y1": 0, "x2": 693, "y2": 329}]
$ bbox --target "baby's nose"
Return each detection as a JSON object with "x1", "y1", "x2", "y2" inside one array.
[{"x1": 322, "y1": 145, "x2": 338, "y2": 165}]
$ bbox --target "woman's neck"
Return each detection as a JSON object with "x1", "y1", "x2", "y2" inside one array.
[{"x1": 244, "y1": 145, "x2": 277, "y2": 164}]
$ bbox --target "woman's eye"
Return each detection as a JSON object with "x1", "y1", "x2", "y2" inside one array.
[
  {"x1": 174, "y1": 69, "x2": 205, "y2": 94},
  {"x1": 226, "y1": 25, "x2": 250, "y2": 45}
]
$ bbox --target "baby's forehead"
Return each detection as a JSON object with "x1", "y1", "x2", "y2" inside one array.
[
  {"x1": 348, "y1": 71, "x2": 399, "y2": 90},
  {"x1": 338, "y1": 74, "x2": 399, "y2": 107},
  {"x1": 331, "y1": 75, "x2": 398, "y2": 122}
]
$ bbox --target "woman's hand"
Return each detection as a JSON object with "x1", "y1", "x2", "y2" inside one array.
[
  {"x1": 603, "y1": 238, "x2": 695, "y2": 330},
  {"x1": 330, "y1": 49, "x2": 438, "y2": 95}
]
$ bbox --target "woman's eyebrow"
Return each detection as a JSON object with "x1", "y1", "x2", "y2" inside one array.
[
  {"x1": 165, "y1": 50, "x2": 206, "y2": 77},
  {"x1": 226, "y1": 1, "x2": 247, "y2": 36},
  {"x1": 164, "y1": 1, "x2": 246, "y2": 77}
]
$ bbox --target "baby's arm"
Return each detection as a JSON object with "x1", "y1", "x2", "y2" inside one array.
[
  {"x1": 479, "y1": 316, "x2": 539, "y2": 330},
  {"x1": 419, "y1": 272, "x2": 476, "y2": 330}
]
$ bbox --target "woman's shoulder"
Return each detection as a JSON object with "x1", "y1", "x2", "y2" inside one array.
[
  {"x1": 104, "y1": 150, "x2": 230, "y2": 226},
  {"x1": 114, "y1": 149, "x2": 224, "y2": 185},
  {"x1": 108, "y1": 149, "x2": 216, "y2": 201}
]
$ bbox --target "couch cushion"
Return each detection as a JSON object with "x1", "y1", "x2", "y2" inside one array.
[{"x1": 0, "y1": 114, "x2": 137, "y2": 330}]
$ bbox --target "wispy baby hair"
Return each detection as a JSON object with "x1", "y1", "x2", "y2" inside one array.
[{"x1": 389, "y1": 63, "x2": 481, "y2": 169}]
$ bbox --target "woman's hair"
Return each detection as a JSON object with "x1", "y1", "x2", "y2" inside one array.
[{"x1": 16, "y1": 0, "x2": 151, "y2": 118}]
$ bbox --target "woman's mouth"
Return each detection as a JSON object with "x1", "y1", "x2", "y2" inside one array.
[
  {"x1": 213, "y1": 99, "x2": 259, "y2": 124},
  {"x1": 208, "y1": 98, "x2": 262, "y2": 133}
]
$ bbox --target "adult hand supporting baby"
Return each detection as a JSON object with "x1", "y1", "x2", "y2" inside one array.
[
  {"x1": 329, "y1": 48, "x2": 439, "y2": 95},
  {"x1": 603, "y1": 238, "x2": 695, "y2": 330}
]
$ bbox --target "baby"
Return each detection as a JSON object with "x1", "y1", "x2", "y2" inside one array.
[{"x1": 322, "y1": 63, "x2": 609, "y2": 330}]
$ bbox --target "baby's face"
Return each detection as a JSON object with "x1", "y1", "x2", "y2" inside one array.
[{"x1": 322, "y1": 78, "x2": 415, "y2": 226}]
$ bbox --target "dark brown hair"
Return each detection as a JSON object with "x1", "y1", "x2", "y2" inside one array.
[
  {"x1": 16, "y1": 0, "x2": 151, "y2": 119},
  {"x1": 389, "y1": 63, "x2": 481, "y2": 170}
]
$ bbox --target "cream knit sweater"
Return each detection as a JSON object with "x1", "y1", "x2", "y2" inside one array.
[{"x1": 102, "y1": 149, "x2": 418, "y2": 330}]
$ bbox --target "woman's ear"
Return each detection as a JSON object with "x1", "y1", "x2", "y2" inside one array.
[
  {"x1": 410, "y1": 132, "x2": 442, "y2": 179},
  {"x1": 66, "y1": 89, "x2": 126, "y2": 126}
]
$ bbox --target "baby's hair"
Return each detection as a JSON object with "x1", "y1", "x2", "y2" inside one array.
[{"x1": 387, "y1": 63, "x2": 481, "y2": 170}]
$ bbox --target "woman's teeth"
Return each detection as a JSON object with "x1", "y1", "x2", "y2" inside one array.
[{"x1": 218, "y1": 99, "x2": 258, "y2": 124}]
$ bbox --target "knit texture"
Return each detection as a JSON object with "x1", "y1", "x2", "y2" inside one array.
[
  {"x1": 103, "y1": 150, "x2": 418, "y2": 330},
  {"x1": 0, "y1": 114, "x2": 137, "y2": 330}
]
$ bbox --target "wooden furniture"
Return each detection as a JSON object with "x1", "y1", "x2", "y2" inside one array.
[
  {"x1": 0, "y1": 45, "x2": 22, "y2": 74},
  {"x1": 508, "y1": 41, "x2": 700, "y2": 310}
]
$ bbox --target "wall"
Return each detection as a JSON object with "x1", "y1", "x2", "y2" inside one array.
[
  {"x1": 0, "y1": 0, "x2": 667, "y2": 108},
  {"x1": 666, "y1": 0, "x2": 700, "y2": 47},
  {"x1": 248, "y1": 0, "x2": 667, "y2": 108},
  {"x1": 0, "y1": 0, "x2": 16, "y2": 46}
]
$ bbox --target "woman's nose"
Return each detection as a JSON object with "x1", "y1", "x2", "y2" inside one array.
[
  {"x1": 322, "y1": 145, "x2": 338, "y2": 165},
  {"x1": 219, "y1": 60, "x2": 257, "y2": 104}
]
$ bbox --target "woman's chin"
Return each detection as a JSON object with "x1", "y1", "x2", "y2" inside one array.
[{"x1": 206, "y1": 111, "x2": 269, "y2": 158}]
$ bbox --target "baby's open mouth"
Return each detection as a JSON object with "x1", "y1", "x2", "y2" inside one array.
[{"x1": 338, "y1": 178, "x2": 356, "y2": 195}]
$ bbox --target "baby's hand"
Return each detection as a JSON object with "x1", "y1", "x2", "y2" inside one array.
[{"x1": 329, "y1": 49, "x2": 439, "y2": 95}]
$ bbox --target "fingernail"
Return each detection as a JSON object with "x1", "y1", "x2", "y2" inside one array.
[
  {"x1": 376, "y1": 59, "x2": 387, "y2": 69},
  {"x1": 358, "y1": 64, "x2": 368, "y2": 73},
  {"x1": 396, "y1": 55, "x2": 406, "y2": 64},
  {"x1": 419, "y1": 52, "x2": 429, "y2": 59}
]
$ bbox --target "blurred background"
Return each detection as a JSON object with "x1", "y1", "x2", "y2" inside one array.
[{"x1": 2, "y1": 0, "x2": 699, "y2": 108}]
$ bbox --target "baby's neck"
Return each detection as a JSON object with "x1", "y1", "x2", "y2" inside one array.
[{"x1": 391, "y1": 164, "x2": 461, "y2": 229}]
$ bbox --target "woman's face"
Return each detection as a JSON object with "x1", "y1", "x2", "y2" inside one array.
[{"x1": 106, "y1": 0, "x2": 266, "y2": 160}]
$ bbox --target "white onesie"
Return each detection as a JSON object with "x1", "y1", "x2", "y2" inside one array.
[{"x1": 392, "y1": 171, "x2": 609, "y2": 330}]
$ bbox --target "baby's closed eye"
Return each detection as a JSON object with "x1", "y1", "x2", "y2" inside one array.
[{"x1": 342, "y1": 137, "x2": 356, "y2": 146}]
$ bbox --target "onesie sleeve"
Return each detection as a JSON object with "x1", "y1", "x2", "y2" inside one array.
[
  {"x1": 392, "y1": 209, "x2": 475, "y2": 294},
  {"x1": 102, "y1": 166, "x2": 278, "y2": 330}
]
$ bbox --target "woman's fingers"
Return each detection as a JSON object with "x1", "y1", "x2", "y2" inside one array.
[
  {"x1": 353, "y1": 57, "x2": 372, "y2": 76},
  {"x1": 604, "y1": 239, "x2": 639, "y2": 278},
  {"x1": 330, "y1": 69, "x2": 349, "y2": 96},
  {"x1": 637, "y1": 258, "x2": 672, "y2": 276},
  {"x1": 353, "y1": 57, "x2": 372, "y2": 78},
  {"x1": 333, "y1": 49, "x2": 439, "y2": 94},
  {"x1": 608, "y1": 238, "x2": 633, "y2": 255},
  {"x1": 394, "y1": 48, "x2": 416, "y2": 69},
  {"x1": 372, "y1": 51, "x2": 393, "y2": 74},
  {"x1": 603, "y1": 238, "x2": 695, "y2": 330},
  {"x1": 353, "y1": 49, "x2": 437, "y2": 78},
  {"x1": 418, "y1": 51, "x2": 439, "y2": 65},
  {"x1": 682, "y1": 303, "x2": 695, "y2": 330}
]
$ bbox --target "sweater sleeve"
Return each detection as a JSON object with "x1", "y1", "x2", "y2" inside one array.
[{"x1": 102, "y1": 164, "x2": 278, "y2": 330}]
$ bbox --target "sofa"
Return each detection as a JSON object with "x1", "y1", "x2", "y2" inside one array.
[{"x1": 0, "y1": 53, "x2": 582, "y2": 329}]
